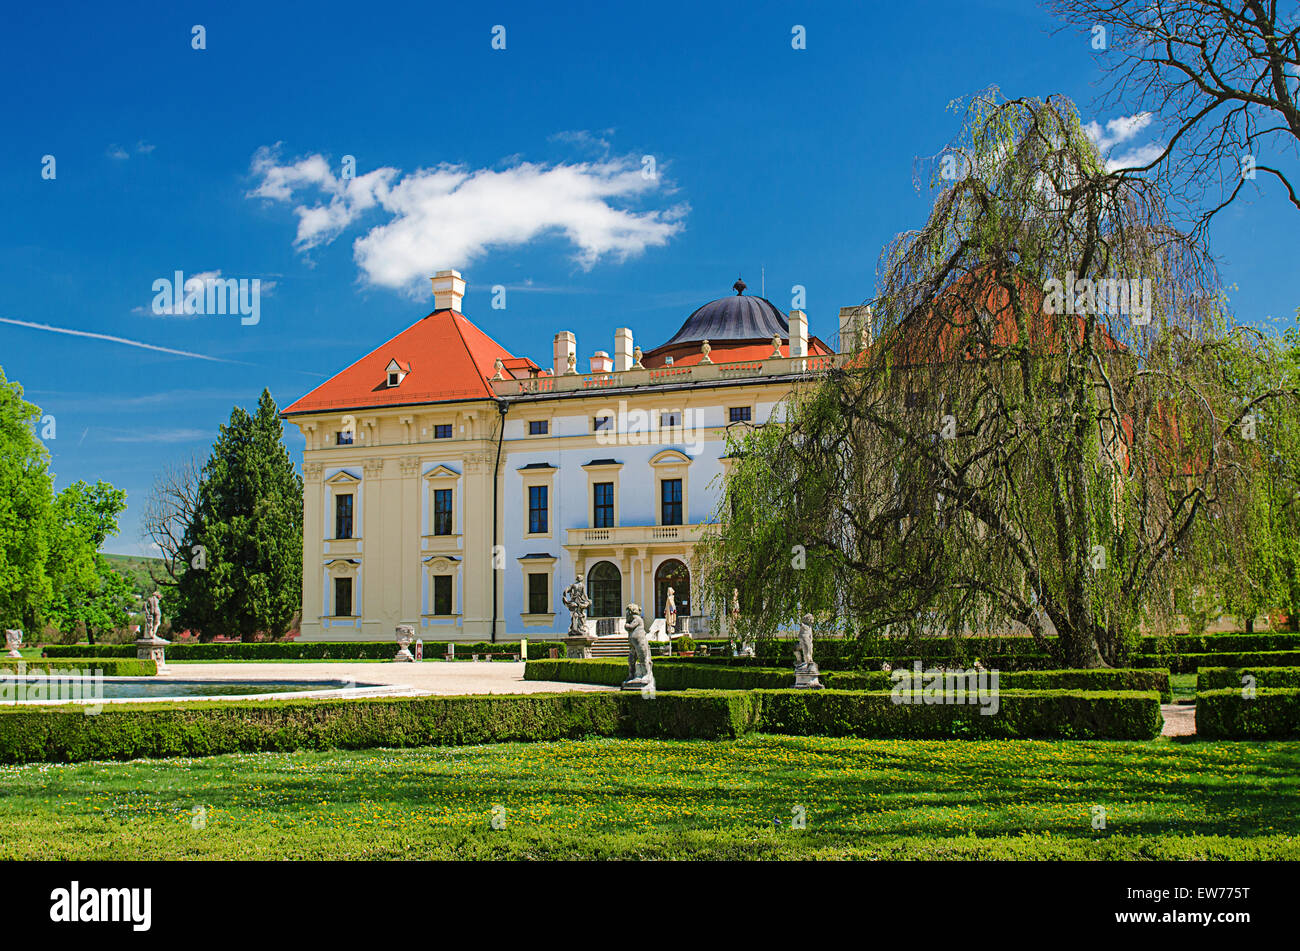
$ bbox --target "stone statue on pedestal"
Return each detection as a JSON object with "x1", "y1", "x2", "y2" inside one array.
[
  {"x1": 563, "y1": 572, "x2": 597, "y2": 658},
  {"x1": 793, "y1": 613, "x2": 822, "y2": 689},
  {"x1": 4, "y1": 629, "x2": 22, "y2": 659},
  {"x1": 136, "y1": 592, "x2": 170, "y2": 669},
  {"x1": 665, "y1": 587, "x2": 677, "y2": 636},
  {"x1": 732, "y1": 587, "x2": 755, "y2": 657},
  {"x1": 562, "y1": 572, "x2": 591, "y2": 636},
  {"x1": 621, "y1": 604, "x2": 654, "y2": 691}
]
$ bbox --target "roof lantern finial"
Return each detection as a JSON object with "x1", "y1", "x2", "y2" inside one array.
[{"x1": 733, "y1": 275, "x2": 746, "y2": 296}]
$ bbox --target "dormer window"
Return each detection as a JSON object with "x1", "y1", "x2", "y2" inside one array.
[{"x1": 385, "y1": 358, "x2": 409, "y2": 388}]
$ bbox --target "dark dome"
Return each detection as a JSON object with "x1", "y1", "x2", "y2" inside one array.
[{"x1": 661, "y1": 279, "x2": 789, "y2": 347}]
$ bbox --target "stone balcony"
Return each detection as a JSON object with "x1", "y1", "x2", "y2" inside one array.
[
  {"x1": 491, "y1": 353, "x2": 841, "y2": 398},
  {"x1": 564, "y1": 523, "x2": 710, "y2": 549}
]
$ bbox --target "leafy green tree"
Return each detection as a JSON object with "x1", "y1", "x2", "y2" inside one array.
[
  {"x1": 172, "y1": 390, "x2": 303, "y2": 641},
  {"x1": 45, "y1": 480, "x2": 131, "y2": 643},
  {"x1": 0, "y1": 367, "x2": 54, "y2": 631}
]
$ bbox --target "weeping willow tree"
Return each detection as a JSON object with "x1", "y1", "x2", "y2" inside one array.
[
  {"x1": 1204, "y1": 326, "x2": 1300, "y2": 632},
  {"x1": 696, "y1": 92, "x2": 1292, "y2": 667}
]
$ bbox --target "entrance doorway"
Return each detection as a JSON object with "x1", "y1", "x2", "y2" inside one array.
[{"x1": 654, "y1": 559, "x2": 690, "y2": 619}]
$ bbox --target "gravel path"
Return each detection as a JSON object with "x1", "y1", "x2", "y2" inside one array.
[{"x1": 1161, "y1": 703, "x2": 1197, "y2": 737}]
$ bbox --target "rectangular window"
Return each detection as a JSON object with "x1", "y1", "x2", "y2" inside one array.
[
  {"x1": 334, "y1": 577, "x2": 352, "y2": 617},
  {"x1": 593, "y1": 482, "x2": 614, "y2": 527},
  {"x1": 593, "y1": 415, "x2": 613, "y2": 432},
  {"x1": 433, "y1": 488, "x2": 453, "y2": 535},
  {"x1": 528, "y1": 485, "x2": 548, "y2": 534},
  {"x1": 660, "y1": 411, "x2": 681, "y2": 427},
  {"x1": 729, "y1": 406, "x2": 752, "y2": 423},
  {"x1": 434, "y1": 424, "x2": 452, "y2": 439},
  {"x1": 432, "y1": 575, "x2": 452, "y2": 616},
  {"x1": 336, "y1": 431, "x2": 353, "y2": 445},
  {"x1": 528, "y1": 420, "x2": 548, "y2": 435},
  {"x1": 335, "y1": 493, "x2": 353, "y2": 539},
  {"x1": 661, "y1": 478, "x2": 683, "y2": 525},
  {"x1": 528, "y1": 573, "x2": 549, "y2": 615}
]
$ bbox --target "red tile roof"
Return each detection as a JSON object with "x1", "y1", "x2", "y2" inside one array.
[{"x1": 282, "y1": 309, "x2": 537, "y2": 415}]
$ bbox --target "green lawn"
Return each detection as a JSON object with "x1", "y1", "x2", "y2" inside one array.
[
  {"x1": 1, "y1": 735, "x2": 1296, "y2": 860},
  {"x1": 1170, "y1": 672, "x2": 1198, "y2": 701}
]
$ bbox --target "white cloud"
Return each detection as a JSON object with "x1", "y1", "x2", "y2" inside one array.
[
  {"x1": 107, "y1": 144, "x2": 129, "y2": 160},
  {"x1": 248, "y1": 145, "x2": 688, "y2": 295},
  {"x1": 1084, "y1": 113, "x2": 1163, "y2": 171},
  {"x1": 549, "y1": 129, "x2": 616, "y2": 155},
  {"x1": 1107, "y1": 142, "x2": 1166, "y2": 172}
]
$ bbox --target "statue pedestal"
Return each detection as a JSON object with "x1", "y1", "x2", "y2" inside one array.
[
  {"x1": 794, "y1": 663, "x2": 822, "y2": 689},
  {"x1": 136, "y1": 636, "x2": 170, "y2": 671},
  {"x1": 564, "y1": 635, "x2": 597, "y2": 659},
  {"x1": 621, "y1": 674, "x2": 655, "y2": 692}
]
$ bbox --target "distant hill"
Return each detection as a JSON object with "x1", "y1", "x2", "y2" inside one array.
[{"x1": 102, "y1": 553, "x2": 166, "y2": 599}]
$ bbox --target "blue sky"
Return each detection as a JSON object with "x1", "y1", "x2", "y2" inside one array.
[{"x1": 2, "y1": 0, "x2": 1297, "y2": 555}]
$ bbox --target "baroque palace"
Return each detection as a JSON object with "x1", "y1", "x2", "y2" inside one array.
[{"x1": 282, "y1": 270, "x2": 867, "y2": 641}]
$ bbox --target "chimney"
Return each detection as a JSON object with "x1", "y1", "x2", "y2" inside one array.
[
  {"x1": 614, "y1": 327, "x2": 634, "y2": 371},
  {"x1": 789, "y1": 310, "x2": 808, "y2": 358},
  {"x1": 431, "y1": 270, "x2": 466, "y2": 312},
  {"x1": 838, "y1": 305, "x2": 872, "y2": 352},
  {"x1": 553, "y1": 331, "x2": 576, "y2": 375},
  {"x1": 590, "y1": 350, "x2": 613, "y2": 374}
]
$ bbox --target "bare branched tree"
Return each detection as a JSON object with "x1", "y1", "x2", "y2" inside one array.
[
  {"x1": 697, "y1": 93, "x2": 1291, "y2": 668},
  {"x1": 1049, "y1": 0, "x2": 1300, "y2": 230},
  {"x1": 140, "y1": 453, "x2": 201, "y2": 588}
]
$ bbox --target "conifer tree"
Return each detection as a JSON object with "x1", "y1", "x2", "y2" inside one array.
[{"x1": 173, "y1": 389, "x2": 303, "y2": 640}]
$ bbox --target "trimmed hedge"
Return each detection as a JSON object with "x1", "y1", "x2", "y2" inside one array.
[
  {"x1": 686, "y1": 632, "x2": 1300, "y2": 669},
  {"x1": 1131, "y1": 650, "x2": 1300, "y2": 673},
  {"x1": 0, "y1": 685, "x2": 1162, "y2": 763},
  {"x1": 529, "y1": 659, "x2": 1171, "y2": 701},
  {"x1": 1142, "y1": 633, "x2": 1300, "y2": 653},
  {"x1": 527, "y1": 659, "x2": 796, "y2": 690},
  {"x1": 38, "y1": 631, "x2": 1294, "y2": 669},
  {"x1": 0, "y1": 692, "x2": 764, "y2": 764},
  {"x1": 752, "y1": 689, "x2": 1162, "y2": 740},
  {"x1": 1197, "y1": 666, "x2": 1300, "y2": 691},
  {"x1": 0, "y1": 658, "x2": 157, "y2": 676},
  {"x1": 823, "y1": 668, "x2": 1171, "y2": 702},
  {"x1": 1196, "y1": 688, "x2": 1300, "y2": 739},
  {"x1": 41, "y1": 641, "x2": 563, "y2": 661}
]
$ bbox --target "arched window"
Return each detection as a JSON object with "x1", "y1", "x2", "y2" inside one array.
[
  {"x1": 654, "y1": 559, "x2": 690, "y2": 619},
  {"x1": 587, "y1": 561, "x2": 622, "y2": 618}
]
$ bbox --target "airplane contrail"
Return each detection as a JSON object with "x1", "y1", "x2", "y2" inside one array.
[
  {"x1": 0, "y1": 317, "x2": 324, "y2": 376},
  {"x1": 0, "y1": 317, "x2": 254, "y2": 365}
]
